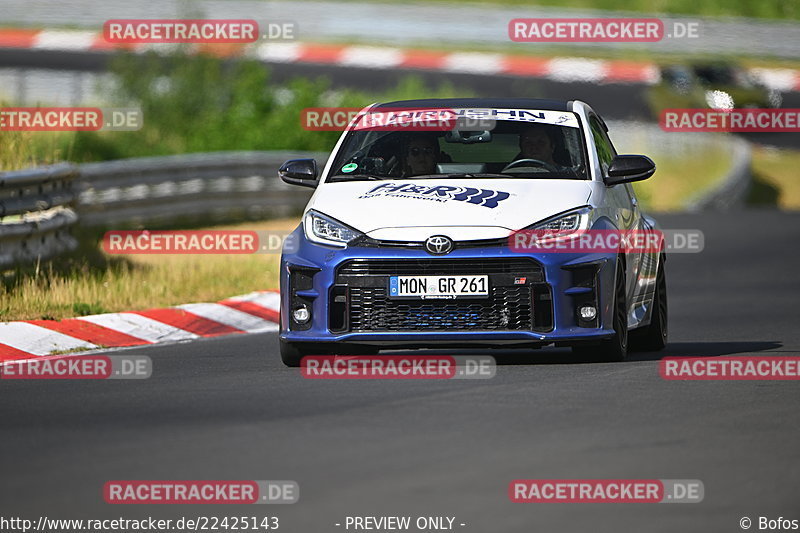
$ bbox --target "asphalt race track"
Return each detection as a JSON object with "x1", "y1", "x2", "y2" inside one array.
[{"x1": 1, "y1": 211, "x2": 798, "y2": 532}]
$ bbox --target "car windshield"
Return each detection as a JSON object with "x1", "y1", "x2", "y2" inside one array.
[{"x1": 327, "y1": 108, "x2": 588, "y2": 182}]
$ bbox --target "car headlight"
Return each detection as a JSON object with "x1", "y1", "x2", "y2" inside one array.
[
  {"x1": 531, "y1": 207, "x2": 592, "y2": 233},
  {"x1": 525, "y1": 207, "x2": 592, "y2": 241},
  {"x1": 304, "y1": 210, "x2": 363, "y2": 247}
]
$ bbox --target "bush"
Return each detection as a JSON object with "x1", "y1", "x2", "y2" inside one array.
[{"x1": 66, "y1": 51, "x2": 467, "y2": 161}]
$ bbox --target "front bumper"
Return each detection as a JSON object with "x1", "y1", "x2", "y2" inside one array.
[{"x1": 280, "y1": 225, "x2": 618, "y2": 347}]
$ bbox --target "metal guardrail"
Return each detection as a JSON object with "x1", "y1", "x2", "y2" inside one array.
[
  {"x1": 0, "y1": 152, "x2": 323, "y2": 268},
  {"x1": 0, "y1": 163, "x2": 80, "y2": 268},
  {"x1": 76, "y1": 151, "x2": 321, "y2": 227}
]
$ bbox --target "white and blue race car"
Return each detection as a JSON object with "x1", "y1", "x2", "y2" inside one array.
[{"x1": 277, "y1": 98, "x2": 667, "y2": 366}]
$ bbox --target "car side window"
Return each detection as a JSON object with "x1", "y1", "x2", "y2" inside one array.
[{"x1": 589, "y1": 115, "x2": 616, "y2": 176}]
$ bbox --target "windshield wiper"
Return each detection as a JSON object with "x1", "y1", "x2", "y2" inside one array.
[
  {"x1": 443, "y1": 173, "x2": 511, "y2": 179},
  {"x1": 327, "y1": 174, "x2": 386, "y2": 182},
  {"x1": 397, "y1": 173, "x2": 512, "y2": 180}
]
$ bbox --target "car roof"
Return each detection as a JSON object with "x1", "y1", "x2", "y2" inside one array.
[{"x1": 374, "y1": 98, "x2": 574, "y2": 111}]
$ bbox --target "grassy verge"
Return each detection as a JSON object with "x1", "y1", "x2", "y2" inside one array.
[
  {"x1": 748, "y1": 146, "x2": 800, "y2": 209},
  {"x1": 316, "y1": 0, "x2": 797, "y2": 20},
  {"x1": 0, "y1": 219, "x2": 296, "y2": 322},
  {"x1": 60, "y1": 53, "x2": 467, "y2": 162},
  {"x1": 2, "y1": 0, "x2": 794, "y2": 21},
  {"x1": 0, "y1": 128, "x2": 75, "y2": 171},
  {"x1": 633, "y1": 145, "x2": 731, "y2": 212},
  {"x1": 609, "y1": 124, "x2": 733, "y2": 213}
]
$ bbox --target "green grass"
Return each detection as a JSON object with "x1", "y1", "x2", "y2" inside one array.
[
  {"x1": 611, "y1": 125, "x2": 735, "y2": 212},
  {"x1": 635, "y1": 143, "x2": 800, "y2": 212},
  {"x1": 0, "y1": 218, "x2": 295, "y2": 322},
  {"x1": 748, "y1": 146, "x2": 800, "y2": 209},
  {"x1": 53, "y1": 52, "x2": 472, "y2": 162},
  {"x1": 633, "y1": 147, "x2": 731, "y2": 211},
  {"x1": 318, "y1": 0, "x2": 797, "y2": 20},
  {"x1": 0, "y1": 128, "x2": 76, "y2": 171}
]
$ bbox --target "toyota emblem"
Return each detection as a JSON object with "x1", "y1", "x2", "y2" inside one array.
[{"x1": 424, "y1": 235, "x2": 454, "y2": 255}]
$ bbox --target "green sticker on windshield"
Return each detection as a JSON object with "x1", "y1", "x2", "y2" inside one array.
[{"x1": 342, "y1": 163, "x2": 358, "y2": 173}]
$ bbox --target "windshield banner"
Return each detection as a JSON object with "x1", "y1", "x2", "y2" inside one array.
[{"x1": 301, "y1": 107, "x2": 579, "y2": 131}]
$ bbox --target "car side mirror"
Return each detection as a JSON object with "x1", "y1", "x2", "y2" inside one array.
[
  {"x1": 279, "y1": 159, "x2": 319, "y2": 188},
  {"x1": 605, "y1": 155, "x2": 656, "y2": 185}
]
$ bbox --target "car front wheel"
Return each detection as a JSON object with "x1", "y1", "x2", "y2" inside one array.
[
  {"x1": 279, "y1": 340, "x2": 316, "y2": 367},
  {"x1": 573, "y1": 260, "x2": 628, "y2": 362},
  {"x1": 630, "y1": 258, "x2": 668, "y2": 352}
]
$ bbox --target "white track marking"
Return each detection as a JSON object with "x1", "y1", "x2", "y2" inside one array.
[
  {"x1": 77, "y1": 313, "x2": 198, "y2": 343},
  {"x1": 225, "y1": 291, "x2": 281, "y2": 312},
  {"x1": 253, "y1": 42, "x2": 302, "y2": 62},
  {"x1": 338, "y1": 46, "x2": 403, "y2": 68},
  {"x1": 0, "y1": 322, "x2": 97, "y2": 356},
  {"x1": 177, "y1": 303, "x2": 278, "y2": 333},
  {"x1": 33, "y1": 30, "x2": 97, "y2": 50},
  {"x1": 443, "y1": 52, "x2": 503, "y2": 74}
]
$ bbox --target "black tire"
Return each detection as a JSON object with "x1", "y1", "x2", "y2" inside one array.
[
  {"x1": 630, "y1": 259, "x2": 668, "y2": 352},
  {"x1": 279, "y1": 340, "x2": 314, "y2": 367},
  {"x1": 573, "y1": 260, "x2": 628, "y2": 362},
  {"x1": 280, "y1": 341, "x2": 336, "y2": 367},
  {"x1": 280, "y1": 341, "x2": 379, "y2": 367}
]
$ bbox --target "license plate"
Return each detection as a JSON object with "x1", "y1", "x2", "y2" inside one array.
[{"x1": 389, "y1": 275, "x2": 489, "y2": 299}]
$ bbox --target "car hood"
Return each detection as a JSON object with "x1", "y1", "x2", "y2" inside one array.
[{"x1": 307, "y1": 178, "x2": 593, "y2": 241}]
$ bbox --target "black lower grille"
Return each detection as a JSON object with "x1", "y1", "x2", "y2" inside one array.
[
  {"x1": 348, "y1": 286, "x2": 533, "y2": 331},
  {"x1": 331, "y1": 258, "x2": 552, "y2": 333}
]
